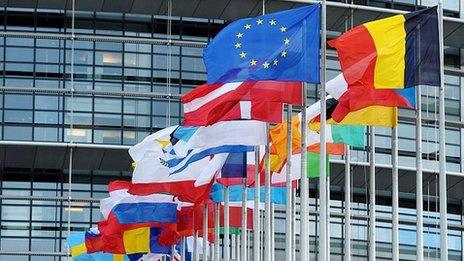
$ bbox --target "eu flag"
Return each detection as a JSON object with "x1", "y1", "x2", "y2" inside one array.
[{"x1": 204, "y1": 5, "x2": 321, "y2": 84}]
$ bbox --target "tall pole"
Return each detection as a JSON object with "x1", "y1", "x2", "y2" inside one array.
[
  {"x1": 214, "y1": 203, "x2": 220, "y2": 261},
  {"x1": 392, "y1": 127, "x2": 399, "y2": 261},
  {"x1": 181, "y1": 237, "x2": 186, "y2": 261},
  {"x1": 253, "y1": 147, "x2": 261, "y2": 261},
  {"x1": 271, "y1": 203, "x2": 276, "y2": 261},
  {"x1": 369, "y1": 127, "x2": 376, "y2": 260},
  {"x1": 224, "y1": 186, "x2": 230, "y2": 261},
  {"x1": 264, "y1": 123, "x2": 272, "y2": 261},
  {"x1": 194, "y1": 230, "x2": 199, "y2": 261},
  {"x1": 203, "y1": 204, "x2": 209, "y2": 261},
  {"x1": 241, "y1": 176, "x2": 248, "y2": 261},
  {"x1": 416, "y1": 85, "x2": 424, "y2": 261},
  {"x1": 344, "y1": 146, "x2": 351, "y2": 261},
  {"x1": 437, "y1": 1, "x2": 448, "y2": 260},
  {"x1": 319, "y1": 1, "x2": 328, "y2": 260},
  {"x1": 285, "y1": 104, "x2": 293, "y2": 261},
  {"x1": 300, "y1": 83, "x2": 309, "y2": 261}
]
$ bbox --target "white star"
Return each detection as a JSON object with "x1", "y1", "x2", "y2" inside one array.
[
  {"x1": 280, "y1": 26, "x2": 287, "y2": 32},
  {"x1": 239, "y1": 51, "x2": 247, "y2": 59},
  {"x1": 281, "y1": 50, "x2": 287, "y2": 57},
  {"x1": 250, "y1": 59, "x2": 258, "y2": 66},
  {"x1": 244, "y1": 24, "x2": 251, "y2": 29},
  {"x1": 262, "y1": 61, "x2": 270, "y2": 69},
  {"x1": 269, "y1": 19, "x2": 277, "y2": 26},
  {"x1": 273, "y1": 59, "x2": 278, "y2": 65},
  {"x1": 284, "y1": 38, "x2": 290, "y2": 45},
  {"x1": 234, "y1": 42, "x2": 242, "y2": 49},
  {"x1": 236, "y1": 32, "x2": 244, "y2": 38},
  {"x1": 256, "y1": 19, "x2": 264, "y2": 25}
]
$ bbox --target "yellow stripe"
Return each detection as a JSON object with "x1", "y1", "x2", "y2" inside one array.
[
  {"x1": 123, "y1": 227, "x2": 150, "y2": 254},
  {"x1": 331, "y1": 106, "x2": 397, "y2": 127},
  {"x1": 364, "y1": 15, "x2": 406, "y2": 89},
  {"x1": 71, "y1": 243, "x2": 87, "y2": 257},
  {"x1": 114, "y1": 254, "x2": 125, "y2": 261}
]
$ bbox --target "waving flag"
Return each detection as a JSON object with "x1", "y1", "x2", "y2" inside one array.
[
  {"x1": 182, "y1": 81, "x2": 301, "y2": 126},
  {"x1": 204, "y1": 5, "x2": 320, "y2": 84},
  {"x1": 328, "y1": 7, "x2": 439, "y2": 89}
]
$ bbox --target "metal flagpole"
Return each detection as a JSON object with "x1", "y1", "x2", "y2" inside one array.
[
  {"x1": 203, "y1": 204, "x2": 209, "y2": 261},
  {"x1": 437, "y1": 1, "x2": 448, "y2": 259},
  {"x1": 271, "y1": 202, "x2": 276, "y2": 261},
  {"x1": 181, "y1": 237, "x2": 186, "y2": 261},
  {"x1": 344, "y1": 146, "x2": 351, "y2": 261},
  {"x1": 416, "y1": 82, "x2": 424, "y2": 261},
  {"x1": 369, "y1": 127, "x2": 376, "y2": 260},
  {"x1": 264, "y1": 123, "x2": 272, "y2": 261},
  {"x1": 224, "y1": 186, "x2": 230, "y2": 261},
  {"x1": 319, "y1": 0, "x2": 328, "y2": 260},
  {"x1": 253, "y1": 146, "x2": 261, "y2": 261},
  {"x1": 194, "y1": 230, "x2": 199, "y2": 261},
  {"x1": 292, "y1": 187, "x2": 296, "y2": 261},
  {"x1": 285, "y1": 104, "x2": 293, "y2": 261},
  {"x1": 241, "y1": 176, "x2": 248, "y2": 261},
  {"x1": 392, "y1": 127, "x2": 399, "y2": 261},
  {"x1": 215, "y1": 203, "x2": 220, "y2": 261},
  {"x1": 300, "y1": 82, "x2": 309, "y2": 261}
]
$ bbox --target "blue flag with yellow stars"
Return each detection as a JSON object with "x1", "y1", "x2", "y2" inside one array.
[{"x1": 204, "y1": 5, "x2": 320, "y2": 84}]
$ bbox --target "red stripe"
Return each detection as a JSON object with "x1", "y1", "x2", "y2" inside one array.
[
  {"x1": 128, "y1": 181, "x2": 212, "y2": 204},
  {"x1": 328, "y1": 25, "x2": 377, "y2": 89},
  {"x1": 220, "y1": 206, "x2": 253, "y2": 229},
  {"x1": 182, "y1": 82, "x2": 225, "y2": 103},
  {"x1": 331, "y1": 87, "x2": 412, "y2": 122},
  {"x1": 107, "y1": 180, "x2": 131, "y2": 192},
  {"x1": 183, "y1": 81, "x2": 300, "y2": 126}
]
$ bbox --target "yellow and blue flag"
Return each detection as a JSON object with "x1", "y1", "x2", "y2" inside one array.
[{"x1": 204, "y1": 5, "x2": 320, "y2": 84}]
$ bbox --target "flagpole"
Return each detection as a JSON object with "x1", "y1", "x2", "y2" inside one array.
[
  {"x1": 241, "y1": 176, "x2": 248, "y2": 261},
  {"x1": 438, "y1": 1, "x2": 448, "y2": 259},
  {"x1": 344, "y1": 145, "x2": 351, "y2": 261},
  {"x1": 271, "y1": 202, "x2": 276, "y2": 261},
  {"x1": 215, "y1": 203, "x2": 220, "y2": 261},
  {"x1": 285, "y1": 104, "x2": 293, "y2": 261},
  {"x1": 181, "y1": 237, "x2": 186, "y2": 261},
  {"x1": 319, "y1": 0, "x2": 328, "y2": 260},
  {"x1": 300, "y1": 82, "x2": 309, "y2": 261},
  {"x1": 203, "y1": 204, "x2": 209, "y2": 261},
  {"x1": 264, "y1": 123, "x2": 272, "y2": 261},
  {"x1": 194, "y1": 230, "x2": 199, "y2": 261},
  {"x1": 392, "y1": 126, "x2": 399, "y2": 261},
  {"x1": 369, "y1": 127, "x2": 376, "y2": 260},
  {"x1": 292, "y1": 187, "x2": 296, "y2": 261},
  {"x1": 253, "y1": 146, "x2": 261, "y2": 261},
  {"x1": 416, "y1": 83, "x2": 424, "y2": 261},
  {"x1": 224, "y1": 185, "x2": 230, "y2": 261}
]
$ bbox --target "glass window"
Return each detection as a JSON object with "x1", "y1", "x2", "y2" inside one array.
[
  {"x1": 34, "y1": 127, "x2": 60, "y2": 142},
  {"x1": 94, "y1": 98, "x2": 121, "y2": 113},
  {"x1": 5, "y1": 47, "x2": 33, "y2": 62},
  {"x1": 4, "y1": 110, "x2": 33, "y2": 123},
  {"x1": 94, "y1": 113, "x2": 121, "y2": 126},
  {"x1": 124, "y1": 53, "x2": 151, "y2": 68},
  {"x1": 64, "y1": 128, "x2": 92, "y2": 143},
  {"x1": 36, "y1": 48, "x2": 62, "y2": 63},
  {"x1": 95, "y1": 51, "x2": 122, "y2": 66},
  {"x1": 35, "y1": 111, "x2": 61, "y2": 124},
  {"x1": 94, "y1": 130, "x2": 121, "y2": 144},
  {"x1": 5, "y1": 94, "x2": 33, "y2": 109},
  {"x1": 35, "y1": 95, "x2": 60, "y2": 110},
  {"x1": 4, "y1": 126, "x2": 32, "y2": 140},
  {"x1": 124, "y1": 99, "x2": 150, "y2": 114},
  {"x1": 66, "y1": 96, "x2": 92, "y2": 112}
]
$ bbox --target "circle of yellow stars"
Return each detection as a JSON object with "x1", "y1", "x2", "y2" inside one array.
[{"x1": 233, "y1": 17, "x2": 289, "y2": 69}]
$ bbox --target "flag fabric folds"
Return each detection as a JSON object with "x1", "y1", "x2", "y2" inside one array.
[
  {"x1": 328, "y1": 7, "x2": 439, "y2": 89},
  {"x1": 204, "y1": 5, "x2": 321, "y2": 84},
  {"x1": 182, "y1": 81, "x2": 302, "y2": 126},
  {"x1": 325, "y1": 73, "x2": 414, "y2": 125}
]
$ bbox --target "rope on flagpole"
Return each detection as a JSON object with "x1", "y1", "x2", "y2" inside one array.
[{"x1": 285, "y1": 104, "x2": 293, "y2": 261}]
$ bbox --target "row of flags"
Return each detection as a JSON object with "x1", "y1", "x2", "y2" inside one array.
[{"x1": 68, "y1": 4, "x2": 440, "y2": 260}]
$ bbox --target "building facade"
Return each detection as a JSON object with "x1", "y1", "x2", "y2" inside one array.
[{"x1": 0, "y1": 0, "x2": 463, "y2": 260}]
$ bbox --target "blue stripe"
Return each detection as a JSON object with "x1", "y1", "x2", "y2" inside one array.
[
  {"x1": 221, "y1": 152, "x2": 247, "y2": 178},
  {"x1": 395, "y1": 87, "x2": 416, "y2": 107},
  {"x1": 113, "y1": 202, "x2": 178, "y2": 224},
  {"x1": 210, "y1": 183, "x2": 286, "y2": 205},
  {"x1": 173, "y1": 126, "x2": 198, "y2": 142},
  {"x1": 168, "y1": 145, "x2": 253, "y2": 176},
  {"x1": 150, "y1": 227, "x2": 171, "y2": 254}
]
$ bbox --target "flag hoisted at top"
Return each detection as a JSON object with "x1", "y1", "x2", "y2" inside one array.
[
  {"x1": 329, "y1": 7, "x2": 439, "y2": 89},
  {"x1": 204, "y1": 5, "x2": 321, "y2": 84}
]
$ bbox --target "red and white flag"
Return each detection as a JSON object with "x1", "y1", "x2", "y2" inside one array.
[{"x1": 182, "y1": 81, "x2": 302, "y2": 126}]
